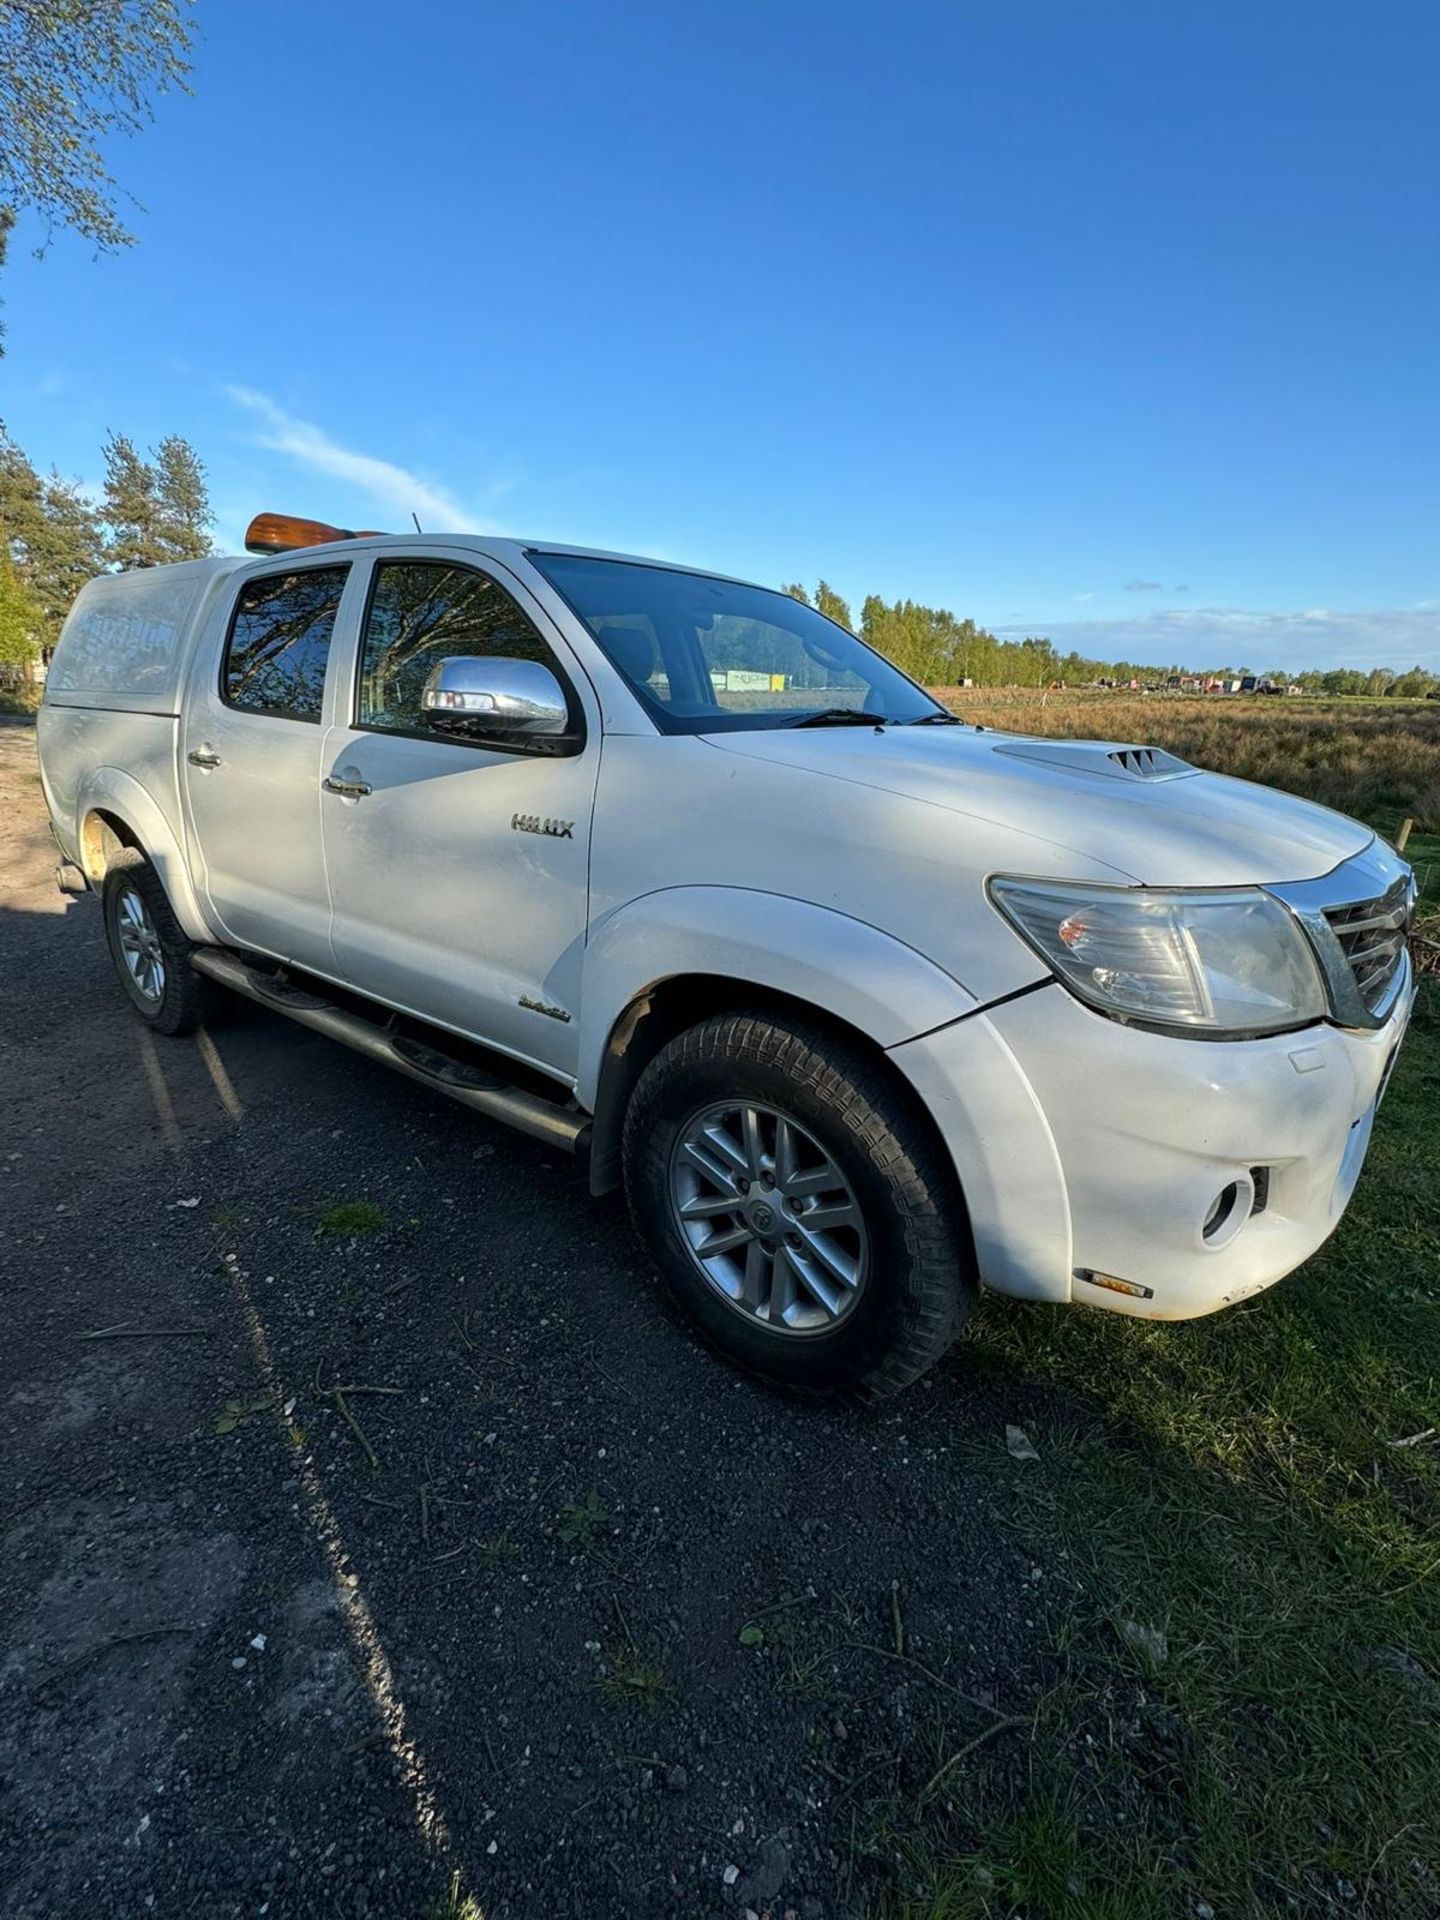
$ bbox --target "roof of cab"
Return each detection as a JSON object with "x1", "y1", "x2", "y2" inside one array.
[{"x1": 221, "y1": 530, "x2": 762, "y2": 592}]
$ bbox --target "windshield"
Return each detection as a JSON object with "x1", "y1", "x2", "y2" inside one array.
[{"x1": 529, "y1": 553, "x2": 946, "y2": 732}]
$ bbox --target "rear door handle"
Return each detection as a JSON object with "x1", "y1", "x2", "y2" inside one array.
[
  {"x1": 322, "y1": 774, "x2": 373, "y2": 798},
  {"x1": 187, "y1": 747, "x2": 221, "y2": 768}
]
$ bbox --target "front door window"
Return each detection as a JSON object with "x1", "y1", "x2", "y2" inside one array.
[{"x1": 357, "y1": 561, "x2": 572, "y2": 738}]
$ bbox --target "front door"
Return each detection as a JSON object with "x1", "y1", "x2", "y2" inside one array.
[
  {"x1": 319, "y1": 550, "x2": 599, "y2": 1079},
  {"x1": 181, "y1": 559, "x2": 357, "y2": 970}
]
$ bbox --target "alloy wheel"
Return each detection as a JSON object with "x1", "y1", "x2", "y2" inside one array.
[
  {"x1": 116, "y1": 886, "x2": 166, "y2": 1002},
  {"x1": 668, "y1": 1100, "x2": 869, "y2": 1334}
]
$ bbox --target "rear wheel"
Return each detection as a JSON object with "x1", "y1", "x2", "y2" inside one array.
[
  {"x1": 622, "y1": 1010, "x2": 975, "y2": 1401},
  {"x1": 101, "y1": 849, "x2": 216, "y2": 1036}
]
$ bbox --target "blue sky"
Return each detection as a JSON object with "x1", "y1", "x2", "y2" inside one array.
[{"x1": 3, "y1": 0, "x2": 1438, "y2": 672}]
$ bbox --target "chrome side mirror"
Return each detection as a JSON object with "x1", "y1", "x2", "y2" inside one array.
[{"x1": 421, "y1": 656, "x2": 571, "y2": 740}]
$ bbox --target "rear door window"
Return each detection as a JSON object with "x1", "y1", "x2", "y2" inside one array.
[{"x1": 222, "y1": 565, "x2": 350, "y2": 722}]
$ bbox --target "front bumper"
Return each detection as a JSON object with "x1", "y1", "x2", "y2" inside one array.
[{"x1": 888, "y1": 956, "x2": 1414, "y2": 1320}]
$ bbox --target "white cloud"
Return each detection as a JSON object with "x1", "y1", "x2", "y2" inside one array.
[
  {"x1": 226, "y1": 386, "x2": 486, "y2": 533},
  {"x1": 994, "y1": 604, "x2": 1440, "y2": 673}
]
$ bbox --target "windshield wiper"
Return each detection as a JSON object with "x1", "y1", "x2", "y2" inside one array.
[
  {"x1": 906, "y1": 711, "x2": 961, "y2": 725},
  {"x1": 784, "y1": 707, "x2": 889, "y2": 729}
]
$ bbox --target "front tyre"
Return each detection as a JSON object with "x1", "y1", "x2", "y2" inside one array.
[
  {"x1": 101, "y1": 849, "x2": 216, "y2": 1037},
  {"x1": 622, "y1": 1011, "x2": 975, "y2": 1402}
]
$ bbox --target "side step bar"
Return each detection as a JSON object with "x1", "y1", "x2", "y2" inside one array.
[{"x1": 190, "y1": 948, "x2": 590, "y2": 1157}]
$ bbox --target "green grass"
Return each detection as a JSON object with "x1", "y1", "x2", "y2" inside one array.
[
  {"x1": 597, "y1": 1647, "x2": 674, "y2": 1713},
  {"x1": 426, "y1": 1871, "x2": 485, "y2": 1920},
  {"x1": 557, "y1": 1489, "x2": 610, "y2": 1547},
  {"x1": 876, "y1": 987, "x2": 1440, "y2": 1919},
  {"x1": 314, "y1": 1199, "x2": 385, "y2": 1237}
]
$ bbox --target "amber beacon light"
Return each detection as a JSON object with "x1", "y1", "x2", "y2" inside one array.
[{"x1": 244, "y1": 512, "x2": 387, "y2": 555}]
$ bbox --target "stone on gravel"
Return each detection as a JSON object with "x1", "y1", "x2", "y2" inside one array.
[{"x1": 738, "y1": 1837, "x2": 792, "y2": 1907}]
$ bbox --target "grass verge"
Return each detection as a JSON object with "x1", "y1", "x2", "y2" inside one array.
[
  {"x1": 873, "y1": 981, "x2": 1440, "y2": 1919},
  {"x1": 869, "y1": 800, "x2": 1439, "y2": 1918}
]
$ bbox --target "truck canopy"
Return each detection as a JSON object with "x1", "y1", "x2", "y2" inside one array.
[{"x1": 45, "y1": 557, "x2": 246, "y2": 710}]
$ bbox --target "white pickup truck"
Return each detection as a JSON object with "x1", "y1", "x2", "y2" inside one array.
[{"x1": 37, "y1": 516, "x2": 1417, "y2": 1400}]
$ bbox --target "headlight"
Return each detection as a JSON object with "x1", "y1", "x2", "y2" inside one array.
[{"x1": 988, "y1": 877, "x2": 1326, "y2": 1036}]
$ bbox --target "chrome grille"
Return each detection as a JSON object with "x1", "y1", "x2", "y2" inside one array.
[
  {"x1": 1323, "y1": 876, "x2": 1413, "y2": 1013},
  {"x1": 1267, "y1": 841, "x2": 1416, "y2": 1031}
]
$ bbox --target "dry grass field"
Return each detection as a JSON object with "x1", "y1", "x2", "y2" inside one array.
[{"x1": 934, "y1": 687, "x2": 1440, "y2": 832}]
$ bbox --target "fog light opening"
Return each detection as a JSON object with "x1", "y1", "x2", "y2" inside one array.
[{"x1": 1202, "y1": 1174, "x2": 1255, "y2": 1249}]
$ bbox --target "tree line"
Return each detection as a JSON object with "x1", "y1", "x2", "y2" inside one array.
[
  {"x1": 782, "y1": 583, "x2": 1440, "y2": 701},
  {"x1": 6, "y1": 457, "x2": 1437, "y2": 699},
  {"x1": 0, "y1": 424, "x2": 213, "y2": 676}
]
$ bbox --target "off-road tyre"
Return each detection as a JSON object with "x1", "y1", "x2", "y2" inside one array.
[
  {"x1": 101, "y1": 848, "x2": 217, "y2": 1037},
  {"x1": 622, "y1": 1010, "x2": 976, "y2": 1402}
]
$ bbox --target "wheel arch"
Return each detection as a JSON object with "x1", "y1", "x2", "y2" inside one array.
[
  {"x1": 75, "y1": 768, "x2": 213, "y2": 942},
  {"x1": 579, "y1": 887, "x2": 978, "y2": 1201}
]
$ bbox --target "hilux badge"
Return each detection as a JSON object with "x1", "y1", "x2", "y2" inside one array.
[{"x1": 512, "y1": 812, "x2": 574, "y2": 839}]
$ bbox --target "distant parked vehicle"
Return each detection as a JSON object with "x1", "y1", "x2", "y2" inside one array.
[{"x1": 35, "y1": 515, "x2": 1418, "y2": 1399}]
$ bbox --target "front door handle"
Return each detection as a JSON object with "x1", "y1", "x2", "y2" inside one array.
[
  {"x1": 187, "y1": 747, "x2": 221, "y2": 769},
  {"x1": 322, "y1": 774, "x2": 373, "y2": 798}
]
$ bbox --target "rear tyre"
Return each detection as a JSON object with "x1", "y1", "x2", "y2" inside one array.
[
  {"x1": 622, "y1": 1010, "x2": 975, "y2": 1402},
  {"x1": 101, "y1": 849, "x2": 217, "y2": 1037}
]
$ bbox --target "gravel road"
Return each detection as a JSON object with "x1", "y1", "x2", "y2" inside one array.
[{"x1": 0, "y1": 717, "x2": 1055, "y2": 1919}]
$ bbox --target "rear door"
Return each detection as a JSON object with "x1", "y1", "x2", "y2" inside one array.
[
  {"x1": 181, "y1": 559, "x2": 359, "y2": 969},
  {"x1": 318, "y1": 547, "x2": 600, "y2": 1078}
]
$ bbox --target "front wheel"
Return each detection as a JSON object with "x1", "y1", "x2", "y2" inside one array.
[
  {"x1": 622, "y1": 1011, "x2": 975, "y2": 1402},
  {"x1": 101, "y1": 850, "x2": 217, "y2": 1036}
]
